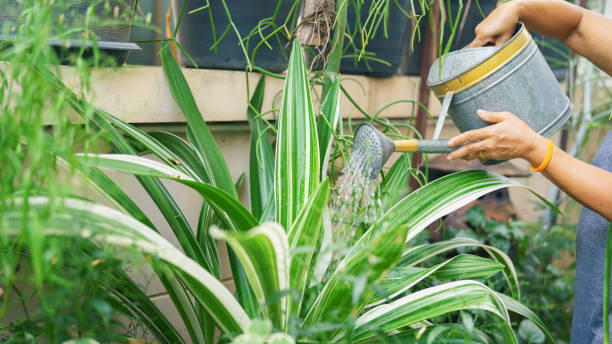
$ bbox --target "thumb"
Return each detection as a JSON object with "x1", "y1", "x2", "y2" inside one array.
[{"x1": 477, "y1": 109, "x2": 511, "y2": 123}]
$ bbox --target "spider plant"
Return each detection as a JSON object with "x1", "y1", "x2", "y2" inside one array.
[{"x1": 3, "y1": 37, "x2": 559, "y2": 343}]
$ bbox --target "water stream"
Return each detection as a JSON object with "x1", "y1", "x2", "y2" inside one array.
[{"x1": 331, "y1": 150, "x2": 383, "y2": 245}]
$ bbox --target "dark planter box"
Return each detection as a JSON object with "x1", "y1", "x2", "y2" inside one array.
[
  {"x1": 172, "y1": 0, "x2": 292, "y2": 72},
  {"x1": 340, "y1": 1, "x2": 411, "y2": 77},
  {"x1": 0, "y1": 0, "x2": 138, "y2": 65}
]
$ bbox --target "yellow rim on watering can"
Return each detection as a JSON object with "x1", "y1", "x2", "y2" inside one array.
[{"x1": 431, "y1": 26, "x2": 532, "y2": 97}]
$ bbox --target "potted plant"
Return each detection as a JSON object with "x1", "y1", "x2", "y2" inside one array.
[
  {"x1": 0, "y1": 0, "x2": 139, "y2": 65},
  {"x1": 171, "y1": 0, "x2": 296, "y2": 71},
  {"x1": 8, "y1": 38, "x2": 557, "y2": 343},
  {"x1": 399, "y1": 0, "x2": 497, "y2": 76},
  {"x1": 340, "y1": 0, "x2": 412, "y2": 77}
]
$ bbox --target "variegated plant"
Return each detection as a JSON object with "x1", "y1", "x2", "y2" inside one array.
[{"x1": 10, "y1": 40, "x2": 558, "y2": 343}]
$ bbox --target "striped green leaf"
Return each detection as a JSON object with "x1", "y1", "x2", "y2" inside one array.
[
  {"x1": 160, "y1": 44, "x2": 236, "y2": 197},
  {"x1": 91, "y1": 110, "x2": 201, "y2": 181},
  {"x1": 4, "y1": 197, "x2": 250, "y2": 336},
  {"x1": 303, "y1": 215, "x2": 408, "y2": 329},
  {"x1": 212, "y1": 223, "x2": 290, "y2": 330},
  {"x1": 367, "y1": 254, "x2": 503, "y2": 307},
  {"x1": 495, "y1": 292, "x2": 557, "y2": 343},
  {"x1": 370, "y1": 323, "x2": 492, "y2": 344},
  {"x1": 316, "y1": 78, "x2": 341, "y2": 177},
  {"x1": 246, "y1": 76, "x2": 275, "y2": 221},
  {"x1": 159, "y1": 47, "x2": 258, "y2": 316},
  {"x1": 149, "y1": 131, "x2": 211, "y2": 184},
  {"x1": 275, "y1": 40, "x2": 320, "y2": 231},
  {"x1": 288, "y1": 178, "x2": 330, "y2": 316},
  {"x1": 432, "y1": 254, "x2": 504, "y2": 280},
  {"x1": 305, "y1": 170, "x2": 533, "y2": 328},
  {"x1": 78, "y1": 154, "x2": 258, "y2": 232},
  {"x1": 400, "y1": 237, "x2": 521, "y2": 298},
  {"x1": 40, "y1": 64, "x2": 216, "y2": 343},
  {"x1": 346, "y1": 281, "x2": 517, "y2": 343}
]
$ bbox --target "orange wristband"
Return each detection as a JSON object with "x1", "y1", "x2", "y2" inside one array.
[{"x1": 530, "y1": 139, "x2": 554, "y2": 172}]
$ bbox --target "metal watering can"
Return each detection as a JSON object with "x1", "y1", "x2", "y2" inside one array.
[{"x1": 354, "y1": 23, "x2": 572, "y2": 178}]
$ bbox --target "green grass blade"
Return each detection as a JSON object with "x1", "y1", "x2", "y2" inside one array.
[
  {"x1": 275, "y1": 40, "x2": 320, "y2": 231},
  {"x1": 346, "y1": 281, "x2": 516, "y2": 343},
  {"x1": 316, "y1": 78, "x2": 341, "y2": 177},
  {"x1": 246, "y1": 76, "x2": 275, "y2": 220},
  {"x1": 212, "y1": 223, "x2": 290, "y2": 330},
  {"x1": 5, "y1": 197, "x2": 251, "y2": 336},
  {"x1": 160, "y1": 43, "x2": 236, "y2": 197},
  {"x1": 288, "y1": 178, "x2": 329, "y2": 317}
]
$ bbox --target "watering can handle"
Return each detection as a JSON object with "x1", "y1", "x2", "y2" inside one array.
[{"x1": 393, "y1": 139, "x2": 455, "y2": 153}]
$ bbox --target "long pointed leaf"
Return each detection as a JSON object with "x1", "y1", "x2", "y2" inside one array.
[
  {"x1": 304, "y1": 171, "x2": 533, "y2": 327},
  {"x1": 495, "y1": 292, "x2": 557, "y2": 344},
  {"x1": 275, "y1": 40, "x2": 320, "y2": 231},
  {"x1": 159, "y1": 47, "x2": 258, "y2": 317},
  {"x1": 159, "y1": 44, "x2": 236, "y2": 197},
  {"x1": 288, "y1": 179, "x2": 329, "y2": 317},
  {"x1": 78, "y1": 154, "x2": 258, "y2": 232},
  {"x1": 212, "y1": 223, "x2": 290, "y2": 330},
  {"x1": 316, "y1": 78, "x2": 341, "y2": 177},
  {"x1": 33, "y1": 63, "x2": 213, "y2": 344},
  {"x1": 4, "y1": 197, "x2": 251, "y2": 335},
  {"x1": 246, "y1": 76, "x2": 275, "y2": 221},
  {"x1": 400, "y1": 237, "x2": 521, "y2": 299},
  {"x1": 346, "y1": 281, "x2": 516, "y2": 343},
  {"x1": 368, "y1": 254, "x2": 503, "y2": 307}
]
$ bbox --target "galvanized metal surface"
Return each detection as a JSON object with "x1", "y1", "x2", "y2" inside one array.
[
  {"x1": 352, "y1": 123, "x2": 395, "y2": 179},
  {"x1": 426, "y1": 24, "x2": 571, "y2": 140},
  {"x1": 352, "y1": 123, "x2": 455, "y2": 178}
]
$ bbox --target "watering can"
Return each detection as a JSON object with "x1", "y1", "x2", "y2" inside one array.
[{"x1": 354, "y1": 23, "x2": 572, "y2": 178}]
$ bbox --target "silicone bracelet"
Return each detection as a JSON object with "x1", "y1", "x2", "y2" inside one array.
[{"x1": 531, "y1": 139, "x2": 554, "y2": 172}]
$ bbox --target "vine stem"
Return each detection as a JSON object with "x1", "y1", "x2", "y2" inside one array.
[{"x1": 605, "y1": 224, "x2": 612, "y2": 344}]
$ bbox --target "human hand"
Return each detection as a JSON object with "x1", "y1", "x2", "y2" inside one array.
[
  {"x1": 470, "y1": 1, "x2": 523, "y2": 47},
  {"x1": 446, "y1": 109, "x2": 548, "y2": 165}
]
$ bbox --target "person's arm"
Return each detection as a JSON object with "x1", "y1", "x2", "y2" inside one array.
[
  {"x1": 471, "y1": 0, "x2": 612, "y2": 75},
  {"x1": 447, "y1": 110, "x2": 612, "y2": 221}
]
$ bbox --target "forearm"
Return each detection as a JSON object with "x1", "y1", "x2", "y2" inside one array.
[
  {"x1": 511, "y1": 0, "x2": 583, "y2": 41},
  {"x1": 528, "y1": 138, "x2": 612, "y2": 221},
  {"x1": 513, "y1": 0, "x2": 612, "y2": 74}
]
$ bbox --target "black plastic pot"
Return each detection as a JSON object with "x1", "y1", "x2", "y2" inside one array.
[
  {"x1": 399, "y1": 0, "x2": 497, "y2": 76},
  {"x1": 0, "y1": 0, "x2": 139, "y2": 65},
  {"x1": 340, "y1": 1, "x2": 411, "y2": 77},
  {"x1": 172, "y1": 0, "x2": 292, "y2": 71}
]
